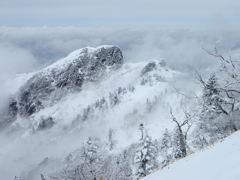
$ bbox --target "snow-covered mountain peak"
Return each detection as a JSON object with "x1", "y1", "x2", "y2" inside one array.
[
  {"x1": 43, "y1": 45, "x2": 122, "y2": 74},
  {"x1": 1, "y1": 45, "x2": 123, "y2": 127}
]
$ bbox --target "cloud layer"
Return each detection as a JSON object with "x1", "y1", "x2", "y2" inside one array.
[{"x1": 1, "y1": 27, "x2": 240, "y2": 77}]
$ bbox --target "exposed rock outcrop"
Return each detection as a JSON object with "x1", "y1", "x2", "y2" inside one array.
[{"x1": 141, "y1": 59, "x2": 166, "y2": 76}]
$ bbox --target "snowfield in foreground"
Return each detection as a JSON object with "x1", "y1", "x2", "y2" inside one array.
[{"x1": 143, "y1": 131, "x2": 240, "y2": 180}]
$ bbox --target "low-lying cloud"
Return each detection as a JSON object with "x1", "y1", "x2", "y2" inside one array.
[
  {"x1": 1, "y1": 27, "x2": 240, "y2": 71},
  {"x1": 0, "y1": 27, "x2": 240, "y2": 88}
]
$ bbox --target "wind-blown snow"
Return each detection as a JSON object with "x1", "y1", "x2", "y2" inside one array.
[{"x1": 143, "y1": 131, "x2": 240, "y2": 180}]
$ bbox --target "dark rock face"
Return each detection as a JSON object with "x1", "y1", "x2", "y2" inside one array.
[
  {"x1": 141, "y1": 60, "x2": 166, "y2": 76},
  {"x1": 38, "y1": 117, "x2": 55, "y2": 130},
  {"x1": 8, "y1": 100, "x2": 18, "y2": 118},
  {"x1": 5, "y1": 46, "x2": 123, "y2": 119},
  {"x1": 0, "y1": 98, "x2": 18, "y2": 128},
  {"x1": 158, "y1": 60, "x2": 166, "y2": 67},
  {"x1": 141, "y1": 61, "x2": 157, "y2": 76}
]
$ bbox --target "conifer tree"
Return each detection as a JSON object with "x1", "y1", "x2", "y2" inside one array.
[
  {"x1": 146, "y1": 98, "x2": 151, "y2": 112},
  {"x1": 202, "y1": 74, "x2": 223, "y2": 117},
  {"x1": 199, "y1": 73, "x2": 232, "y2": 142},
  {"x1": 160, "y1": 128, "x2": 173, "y2": 166},
  {"x1": 108, "y1": 128, "x2": 117, "y2": 151},
  {"x1": 84, "y1": 137, "x2": 98, "y2": 164},
  {"x1": 172, "y1": 127, "x2": 186, "y2": 159},
  {"x1": 134, "y1": 124, "x2": 158, "y2": 177},
  {"x1": 79, "y1": 137, "x2": 99, "y2": 179}
]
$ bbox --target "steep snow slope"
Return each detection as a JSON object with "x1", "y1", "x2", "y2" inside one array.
[{"x1": 143, "y1": 131, "x2": 240, "y2": 180}]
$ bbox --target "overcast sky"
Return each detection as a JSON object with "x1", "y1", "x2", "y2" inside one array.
[
  {"x1": 0, "y1": 0, "x2": 239, "y2": 28},
  {"x1": 0, "y1": 1, "x2": 240, "y2": 81}
]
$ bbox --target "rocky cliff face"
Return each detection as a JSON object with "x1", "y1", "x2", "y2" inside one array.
[
  {"x1": 141, "y1": 59, "x2": 166, "y2": 76},
  {"x1": 1, "y1": 45, "x2": 123, "y2": 125}
]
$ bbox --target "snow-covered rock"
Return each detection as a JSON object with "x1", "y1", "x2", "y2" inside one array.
[
  {"x1": 2, "y1": 45, "x2": 123, "y2": 124},
  {"x1": 141, "y1": 59, "x2": 166, "y2": 76}
]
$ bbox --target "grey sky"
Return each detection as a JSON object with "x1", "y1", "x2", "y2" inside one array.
[
  {"x1": 0, "y1": 0, "x2": 239, "y2": 28},
  {"x1": 0, "y1": 1, "x2": 240, "y2": 81}
]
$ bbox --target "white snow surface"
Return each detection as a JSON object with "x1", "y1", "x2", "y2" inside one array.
[{"x1": 143, "y1": 131, "x2": 240, "y2": 180}]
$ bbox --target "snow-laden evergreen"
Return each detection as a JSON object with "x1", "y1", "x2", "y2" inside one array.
[{"x1": 134, "y1": 124, "x2": 158, "y2": 178}]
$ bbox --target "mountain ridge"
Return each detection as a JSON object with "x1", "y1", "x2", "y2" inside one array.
[
  {"x1": 0, "y1": 45, "x2": 194, "y2": 180},
  {"x1": 1, "y1": 45, "x2": 123, "y2": 127}
]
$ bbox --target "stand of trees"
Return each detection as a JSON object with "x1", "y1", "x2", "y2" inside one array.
[{"x1": 195, "y1": 48, "x2": 240, "y2": 146}]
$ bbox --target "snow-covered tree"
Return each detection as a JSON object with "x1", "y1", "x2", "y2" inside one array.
[
  {"x1": 128, "y1": 84, "x2": 135, "y2": 92},
  {"x1": 160, "y1": 128, "x2": 173, "y2": 166},
  {"x1": 134, "y1": 124, "x2": 158, "y2": 177},
  {"x1": 82, "y1": 105, "x2": 93, "y2": 121},
  {"x1": 172, "y1": 127, "x2": 186, "y2": 159},
  {"x1": 141, "y1": 78, "x2": 146, "y2": 85},
  {"x1": 148, "y1": 75, "x2": 153, "y2": 86},
  {"x1": 108, "y1": 128, "x2": 117, "y2": 151},
  {"x1": 95, "y1": 99, "x2": 100, "y2": 108},
  {"x1": 109, "y1": 92, "x2": 119, "y2": 107},
  {"x1": 193, "y1": 49, "x2": 240, "y2": 147},
  {"x1": 109, "y1": 151, "x2": 132, "y2": 179},
  {"x1": 82, "y1": 137, "x2": 98, "y2": 164},
  {"x1": 146, "y1": 98, "x2": 152, "y2": 112},
  {"x1": 122, "y1": 87, "x2": 127, "y2": 94},
  {"x1": 118, "y1": 86, "x2": 123, "y2": 94},
  {"x1": 169, "y1": 108, "x2": 194, "y2": 158},
  {"x1": 99, "y1": 97, "x2": 108, "y2": 111},
  {"x1": 202, "y1": 74, "x2": 224, "y2": 118},
  {"x1": 196, "y1": 49, "x2": 240, "y2": 133}
]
